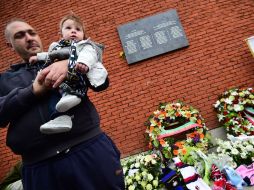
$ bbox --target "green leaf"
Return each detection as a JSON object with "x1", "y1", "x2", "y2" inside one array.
[{"x1": 153, "y1": 140, "x2": 159, "y2": 148}]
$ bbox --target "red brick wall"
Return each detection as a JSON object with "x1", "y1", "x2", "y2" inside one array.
[{"x1": 0, "y1": 0, "x2": 254, "y2": 181}]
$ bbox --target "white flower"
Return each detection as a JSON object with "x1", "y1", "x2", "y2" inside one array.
[
  {"x1": 142, "y1": 171, "x2": 147, "y2": 177},
  {"x1": 141, "y1": 181, "x2": 147, "y2": 188},
  {"x1": 246, "y1": 99, "x2": 252, "y2": 104},
  {"x1": 123, "y1": 167, "x2": 128, "y2": 175},
  {"x1": 146, "y1": 183, "x2": 153, "y2": 190},
  {"x1": 229, "y1": 95, "x2": 235, "y2": 101},
  {"x1": 223, "y1": 141, "x2": 232, "y2": 149},
  {"x1": 239, "y1": 92, "x2": 245, "y2": 97},
  {"x1": 233, "y1": 104, "x2": 244, "y2": 112},
  {"x1": 175, "y1": 103, "x2": 181, "y2": 107},
  {"x1": 218, "y1": 114, "x2": 225, "y2": 122},
  {"x1": 134, "y1": 163, "x2": 140, "y2": 168},
  {"x1": 240, "y1": 152, "x2": 247, "y2": 159},
  {"x1": 126, "y1": 178, "x2": 133, "y2": 185},
  {"x1": 244, "y1": 90, "x2": 250, "y2": 95},
  {"x1": 225, "y1": 98, "x2": 233, "y2": 104},
  {"x1": 232, "y1": 119, "x2": 239, "y2": 125},
  {"x1": 128, "y1": 169, "x2": 139, "y2": 176},
  {"x1": 238, "y1": 144, "x2": 245, "y2": 150},
  {"x1": 214, "y1": 100, "x2": 221, "y2": 108},
  {"x1": 147, "y1": 174, "x2": 154, "y2": 181},
  {"x1": 144, "y1": 155, "x2": 152, "y2": 163},
  {"x1": 153, "y1": 110, "x2": 160, "y2": 115},
  {"x1": 135, "y1": 174, "x2": 141, "y2": 181},
  {"x1": 217, "y1": 146, "x2": 222, "y2": 153},
  {"x1": 153, "y1": 180, "x2": 159, "y2": 187},
  {"x1": 215, "y1": 137, "x2": 254, "y2": 166},
  {"x1": 128, "y1": 185, "x2": 135, "y2": 190},
  {"x1": 186, "y1": 138, "x2": 192, "y2": 143},
  {"x1": 220, "y1": 98, "x2": 226, "y2": 102},
  {"x1": 122, "y1": 152, "x2": 164, "y2": 189},
  {"x1": 246, "y1": 145, "x2": 254, "y2": 151},
  {"x1": 231, "y1": 91, "x2": 238, "y2": 96}
]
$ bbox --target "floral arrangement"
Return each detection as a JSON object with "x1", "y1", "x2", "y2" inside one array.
[
  {"x1": 215, "y1": 138, "x2": 254, "y2": 166},
  {"x1": 121, "y1": 152, "x2": 165, "y2": 190},
  {"x1": 145, "y1": 101, "x2": 209, "y2": 161},
  {"x1": 176, "y1": 146, "x2": 211, "y2": 185},
  {"x1": 214, "y1": 87, "x2": 254, "y2": 136},
  {"x1": 174, "y1": 144, "x2": 238, "y2": 185}
]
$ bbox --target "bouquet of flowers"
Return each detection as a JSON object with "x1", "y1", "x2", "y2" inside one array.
[
  {"x1": 121, "y1": 152, "x2": 165, "y2": 190},
  {"x1": 214, "y1": 87, "x2": 254, "y2": 136},
  {"x1": 145, "y1": 101, "x2": 209, "y2": 161},
  {"x1": 215, "y1": 138, "x2": 254, "y2": 166},
  {"x1": 173, "y1": 143, "x2": 237, "y2": 186}
]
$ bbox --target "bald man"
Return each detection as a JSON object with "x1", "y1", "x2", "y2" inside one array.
[{"x1": 0, "y1": 19, "x2": 124, "y2": 190}]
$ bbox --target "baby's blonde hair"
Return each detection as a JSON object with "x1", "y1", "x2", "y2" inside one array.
[{"x1": 59, "y1": 12, "x2": 86, "y2": 39}]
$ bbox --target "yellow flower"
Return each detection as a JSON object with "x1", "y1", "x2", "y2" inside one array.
[
  {"x1": 185, "y1": 111, "x2": 191, "y2": 118},
  {"x1": 119, "y1": 51, "x2": 125, "y2": 58}
]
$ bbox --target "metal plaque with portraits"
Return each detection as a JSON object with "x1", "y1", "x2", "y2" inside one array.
[{"x1": 117, "y1": 9, "x2": 189, "y2": 64}]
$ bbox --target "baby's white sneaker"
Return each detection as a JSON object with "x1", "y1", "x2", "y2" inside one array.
[
  {"x1": 40, "y1": 115, "x2": 72, "y2": 134},
  {"x1": 56, "y1": 94, "x2": 81, "y2": 112}
]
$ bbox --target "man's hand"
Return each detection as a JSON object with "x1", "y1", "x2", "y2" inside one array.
[
  {"x1": 40, "y1": 60, "x2": 68, "y2": 88},
  {"x1": 32, "y1": 70, "x2": 50, "y2": 96}
]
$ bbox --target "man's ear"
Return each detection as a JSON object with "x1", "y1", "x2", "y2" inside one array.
[{"x1": 6, "y1": 42, "x2": 14, "y2": 50}]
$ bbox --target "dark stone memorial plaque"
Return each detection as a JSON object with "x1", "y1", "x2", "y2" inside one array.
[{"x1": 117, "y1": 9, "x2": 189, "y2": 64}]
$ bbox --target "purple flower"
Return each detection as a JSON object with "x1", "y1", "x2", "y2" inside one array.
[{"x1": 192, "y1": 135, "x2": 200, "y2": 144}]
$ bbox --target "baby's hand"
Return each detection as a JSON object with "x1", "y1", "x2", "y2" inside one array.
[
  {"x1": 29, "y1": 56, "x2": 38, "y2": 64},
  {"x1": 75, "y1": 62, "x2": 89, "y2": 74}
]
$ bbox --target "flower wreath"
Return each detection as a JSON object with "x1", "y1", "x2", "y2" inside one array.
[
  {"x1": 145, "y1": 101, "x2": 210, "y2": 161},
  {"x1": 214, "y1": 87, "x2": 254, "y2": 136},
  {"x1": 121, "y1": 152, "x2": 165, "y2": 190}
]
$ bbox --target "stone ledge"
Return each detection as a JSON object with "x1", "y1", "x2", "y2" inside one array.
[{"x1": 209, "y1": 126, "x2": 227, "y2": 141}]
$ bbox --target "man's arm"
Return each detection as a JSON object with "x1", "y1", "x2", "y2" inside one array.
[
  {"x1": 0, "y1": 68, "x2": 52, "y2": 128},
  {"x1": 0, "y1": 85, "x2": 38, "y2": 128},
  {"x1": 0, "y1": 60, "x2": 66, "y2": 128}
]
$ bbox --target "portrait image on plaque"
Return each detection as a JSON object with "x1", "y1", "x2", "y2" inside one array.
[{"x1": 117, "y1": 9, "x2": 189, "y2": 64}]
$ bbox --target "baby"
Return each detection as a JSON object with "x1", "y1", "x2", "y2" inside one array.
[{"x1": 30, "y1": 13, "x2": 108, "y2": 134}]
